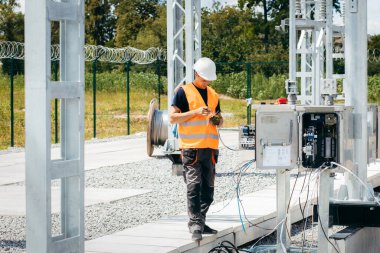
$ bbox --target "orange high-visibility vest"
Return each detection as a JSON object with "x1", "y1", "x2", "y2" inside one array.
[{"x1": 178, "y1": 83, "x2": 219, "y2": 149}]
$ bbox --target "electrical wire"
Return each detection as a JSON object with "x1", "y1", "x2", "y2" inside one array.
[
  {"x1": 330, "y1": 162, "x2": 380, "y2": 205},
  {"x1": 208, "y1": 240, "x2": 252, "y2": 253},
  {"x1": 285, "y1": 172, "x2": 300, "y2": 239},
  {"x1": 316, "y1": 180, "x2": 342, "y2": 253},
  {"x1": 235, "y1": 159, "x2": 255, "y2": 232},
  {"x1": 213, "y1": 159, "x2": 254, "y2": 214},
  {"x1": 218, "y1": 131, "x2": 241, "y2": 151}
]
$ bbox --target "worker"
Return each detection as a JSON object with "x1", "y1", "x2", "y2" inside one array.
[{"x1": 169, "y1": 57, "x2": 223, "y2": 241}]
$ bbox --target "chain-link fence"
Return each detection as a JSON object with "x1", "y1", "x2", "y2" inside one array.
[{"x1": 1, "y1": 40, "x2": 379, "y2": 149}]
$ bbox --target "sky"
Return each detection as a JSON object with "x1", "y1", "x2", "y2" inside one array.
[{"x1": 18, "y1": 0, "x2": 380, "y2": 35}]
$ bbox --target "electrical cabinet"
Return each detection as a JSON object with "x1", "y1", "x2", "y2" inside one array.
[
  {"x1": 239, "y1": 125, "x2": 255, "y2": 150},
  {"x1": 255, "y1": 105, "x2": 354, "y2": 170},
  {"x1": 255, "y1": 105, "x2": 298, "y2": 170}
]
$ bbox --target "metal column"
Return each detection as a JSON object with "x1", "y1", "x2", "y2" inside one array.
[
  {"x1": 185, "y1": 0, "x2": 201, "y2": 83},
  {"x1": 166, "y1": 0, "x2": 201, "y2": 152},
  {"x1": 317, "y1": 170, "x2": 332, "y2": 253},
  {"x1": 25, "y1": 0, "x2": 85, "y2": 252},
  {"x1": 344, "y1": 0, "x2": 368, "y2": 200},
  {"x1": 167, "y1": 0, "x2": 185, "y2": 107},
  {"x1": 276, "y1": 169, "x2": 290, "y2": 252}
]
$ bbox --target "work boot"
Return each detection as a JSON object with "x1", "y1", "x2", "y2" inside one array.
[
  {"x1": 203, "y1": 225, "x2": 218, "y2": 234},
  {"x1": 191, "y1": 230, "x2": 202, "y2": 241}
]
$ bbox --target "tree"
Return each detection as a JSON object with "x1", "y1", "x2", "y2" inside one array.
[
  {"x1": 112, "y1": 0, "x2": 159, "y2": 47},
  {"x1": 0, "y1": 0, "x2": 24, "y2": 74},
  {"x1": 237, "y1": 0, "x2": 341, "y2": 50},
  {"x1": 201, "y1": 6, "x2": 262, "y2": 65},
  {"x1": 237, "y1": 0, "x2": 288, "y2": 50},
  {"x1": 131, "y1": 4, "x2": 166, "y2": 49},
  {"x1": 85, "y1": 0, "x2": 116, "y2": 46}
]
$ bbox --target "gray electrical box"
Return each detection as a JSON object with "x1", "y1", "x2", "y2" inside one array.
[
  {"x1": 255, "y1": 105, "x2": 354, "y2": 171},
  {"x1": 255, "y1": 105, "x2": 298, "y2": 170}
]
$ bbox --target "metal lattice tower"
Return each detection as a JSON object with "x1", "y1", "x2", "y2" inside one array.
[
  {"x1": 25, "y1": 0, "x2": 85, "y2": 252},
  {"x1": 288, "y1": 0, "x2": 345, "y2": 105},
  {"x1": 166, "y1": 0, "x2": 201, "y2": 151}
]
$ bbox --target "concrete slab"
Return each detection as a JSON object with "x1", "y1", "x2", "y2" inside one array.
[
  {"x1": 0, "y1": 187, "x2": 151, "y2": 216},
  {"x1": 86, "y1": 160, "x2": 380, "y2": 253}
]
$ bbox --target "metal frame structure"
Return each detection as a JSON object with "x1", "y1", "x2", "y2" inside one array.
[
  {"x1": 166, "y1": 0, "x2": 201, "y2": 153},
  {"x1": 288, "y1": 0, "x2": 369, "y2": 252},
  {"x1": 25, "y1": 0, "x2": 85, "y2": 252}
]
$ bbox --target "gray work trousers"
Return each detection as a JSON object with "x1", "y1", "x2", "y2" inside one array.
[{"x1": 181, "y1": 148, "x2": 218, "y2": 233}]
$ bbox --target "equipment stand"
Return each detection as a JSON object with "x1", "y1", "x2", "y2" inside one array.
[{"x1": 276, "y1": 169, "x2": 291, "y2": 252}]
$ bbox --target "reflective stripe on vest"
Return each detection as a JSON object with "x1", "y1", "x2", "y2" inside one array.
[
  {"x1": 179, "y1": 119, "x2": 209, "y2": 127},
  {"x1": 178, "y1": 83, "x2": 219, "y2": 149},
  {"x1": 179, "y1": 133, "x2": 219, "y2": 140}
]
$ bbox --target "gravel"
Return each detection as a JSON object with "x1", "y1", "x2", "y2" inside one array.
[{"x1": 0, "y1": 145, "x2": 277, "y2": 253}]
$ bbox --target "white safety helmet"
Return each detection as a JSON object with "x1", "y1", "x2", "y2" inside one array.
[{"x1": 193, "y1": 57, "x2": 217, "y2": 81}]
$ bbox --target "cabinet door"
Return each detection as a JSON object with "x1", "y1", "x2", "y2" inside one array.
[{"x1": 255, "y1": 106, "x2": 298, "y2": 170}]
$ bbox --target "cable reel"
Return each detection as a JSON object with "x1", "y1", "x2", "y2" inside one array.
[{"x1": 147, "y1": 98, "x2": 168, "y2": 156}]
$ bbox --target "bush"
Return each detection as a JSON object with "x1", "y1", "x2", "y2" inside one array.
[
  {"x1": 212, "y1": 71, "x2": 287, "y2": 99},
  {"x1": 84, "y1": 70, "x2": 167, "y2": 93},
  {"x1": 368, "y1": 75, "x2": 380, "y2": 103}
]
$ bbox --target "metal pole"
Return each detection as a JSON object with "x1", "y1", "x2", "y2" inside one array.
[
  {"x1": 10, "y1": 57, "x2": 14, "y2": 147},
  {"x1": 246, "y1": 63, "x2": 252, "y2": 125},
  {"x1": 276, "y1": 169, "x2": 290, "y2": 252},
  {"x1": 317, "y1": 170, "x2": 332, "y2": 253},
  {"x1": 54, "y1": 61, "x2": 59, "y2": 143},
  {"x1": 288, "y1": 0, "x2": 297, "y2": 104},
  {"x1": 92, "y1": 59, "x2": 97, "y2": 138},
  {"x1": 126, "y1": 61, "x2": 131, "y2": 135},
  {"x1": 156, "y1": 57, "x2": 161, "y2": 109},
  {"x1": 345, "y1": 0, "x2": 368, "y2": 200}
]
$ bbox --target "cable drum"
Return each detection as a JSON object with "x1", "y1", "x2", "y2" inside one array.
[{"x1": 147, "y1": 99, "x2": 168, "y2": 156}]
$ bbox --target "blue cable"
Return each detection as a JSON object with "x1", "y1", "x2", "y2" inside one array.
[{"x1": 235, "y1": 159, "x2": 254, "y2": 233}]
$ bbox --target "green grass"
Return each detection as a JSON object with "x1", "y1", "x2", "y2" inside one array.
[
  {"x1": 1, "y1": 71, "x2": 379, "y2": 150},
  {"x1": 0, "y1": 78, "x2": 250, "y2": 150}
]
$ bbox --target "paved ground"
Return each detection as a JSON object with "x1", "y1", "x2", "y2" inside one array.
[
  {"x1": 0, "y1": 186, "x2": 151, "y2": 216},
  {"x1": 0, "y1": 131, "x2": 239, "y2": 216},
  {"x1": 0, "y1": 135, "x2": 152, "y2": 186},
  {"x1": 0, "y1": 131, "x2": 239, "y2": 186}
]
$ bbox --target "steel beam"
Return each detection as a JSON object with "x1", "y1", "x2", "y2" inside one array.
[
  {"x1": 344, "y1": 0, "x2": 368, "y2": 200},
  {"x1": 25, "y1": 0, "x2": 85, "y2": 252}
]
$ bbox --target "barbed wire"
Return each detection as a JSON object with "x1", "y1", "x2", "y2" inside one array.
[
  {"x1": 1, "y1": 40, "x2": 380, "y2": 63},
  {"x1": 332, "y1": 46, "x2": 380, "y2": 63},
  {"x1": 0, "y1": 41, "x2": 167, "y2": 64}
]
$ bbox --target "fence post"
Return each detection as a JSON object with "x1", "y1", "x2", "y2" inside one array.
[
  {"x1": 92, "y1": 59, "x2": 97, "y2": 138},
  {"x1": 10, "y1": 58, "x2": 14, "y2": 147},
  {"x1": 156, "y1": 57, "x2": 161, "y2": 109},
  {"x1": 53, "y1": 61, "x2": 59, "y2": 143},
  {"x1": 246, "y1": 62, "x2": 252, "y2": 125},
  {"x1": 126, "y1": 60, "x2": 131, "y2": 135}
]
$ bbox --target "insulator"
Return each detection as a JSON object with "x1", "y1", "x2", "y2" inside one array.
[
  {"x1": 342, "y1": 0, "x2": 345, "y2": 25},
  {"x1": 320, "y1": 0, "x2": 326, "y2": 20},
  {"x1": 295, "y1": 0, "x2": 302, "y2": 16}
]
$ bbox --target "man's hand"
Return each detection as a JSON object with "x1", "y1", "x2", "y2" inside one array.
[{"x1": 193, "y1": 106, "x2": 211, "y2": 116}]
